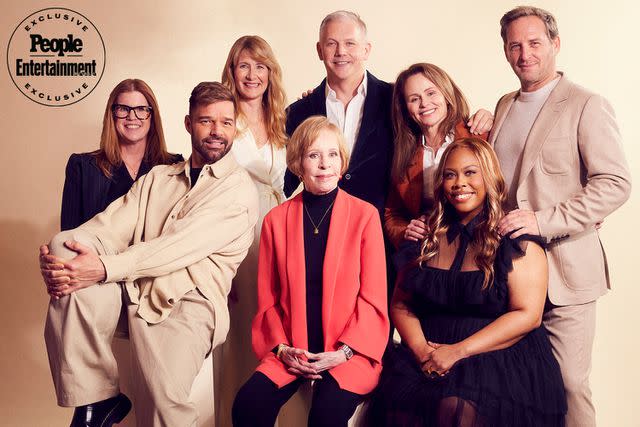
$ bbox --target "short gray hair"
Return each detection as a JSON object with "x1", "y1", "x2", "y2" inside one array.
[
  {"x1": 500, "y1": 6, "x2": 559, "y2": 43},
  {"x1": 319, "y1": 10, "x2": 367, "y2": 39}
]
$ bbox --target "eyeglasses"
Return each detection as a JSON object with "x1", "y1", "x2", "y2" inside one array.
[{"x1": 112, "y1": 104, "x2": 153, "y2": 120}]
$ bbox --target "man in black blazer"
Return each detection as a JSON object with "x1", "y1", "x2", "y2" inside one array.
[{"x1": 284, "y1": 10, "x2": 393, "y2": 216}]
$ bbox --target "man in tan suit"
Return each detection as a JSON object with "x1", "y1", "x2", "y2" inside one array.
[
  {"x1": 39, "y1": 82, "x2": 258, "y2": 426},
  {"x1": 490, "y1": 6, "x2": 631, "y2": 426}
]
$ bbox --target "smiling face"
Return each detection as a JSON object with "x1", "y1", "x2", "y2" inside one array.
[
  {"x1": 185, "y1": 100, "x2": 236, "y2": 167},
  {"x1": 403, "y1": 73, "x2": 448, "y2": 134},
  {"x1": 233, "y1": 49, "x2": 269, "y2": 102},
  {"x1": 504, "y1": 15, "x2": 560, "y2": 92},
  {"x1": 443, "y1": 147, "x2": 486, "y2": 224},
  {"x1": 316, "y1": 17, "x2": 370, "y2": 84},
  {"x1": 301, "y1": 129, "x2": 343, "y2": 195},
  {"x1": 113, "y1": 91, "x2": 151, "y2": 146}
]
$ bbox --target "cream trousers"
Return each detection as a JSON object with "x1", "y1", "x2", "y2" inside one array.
[{"x1": 44, "y1": 229, "x2": 216, "y2": 427}]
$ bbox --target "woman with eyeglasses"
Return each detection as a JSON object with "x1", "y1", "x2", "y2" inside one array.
[{"x1": 60, "y1": 78, "x2": 182, "y2": 231}]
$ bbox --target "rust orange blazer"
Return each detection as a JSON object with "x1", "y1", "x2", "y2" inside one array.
[
  {"x1": 252, "y1": 189, "x2": 389, "y2": 395},
  {"x1": 384, "y1": 122, "x2": 487, "y2": 249}
]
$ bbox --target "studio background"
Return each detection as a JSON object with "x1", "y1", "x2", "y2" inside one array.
[{"x1": 1, "y1": 0, "x2": 637, "y2": 425}]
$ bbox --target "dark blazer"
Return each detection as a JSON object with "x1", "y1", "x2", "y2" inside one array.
[
  {"x1": 284, "y1": 71, "x2": 394, "y2": 216},
  {"x1": 60, "y1": 152, "x2": 183, "y2": 231}
]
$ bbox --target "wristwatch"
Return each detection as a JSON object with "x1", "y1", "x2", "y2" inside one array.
[{"x1": 339, "y1": 344, "x2": 353, "y2": 360}]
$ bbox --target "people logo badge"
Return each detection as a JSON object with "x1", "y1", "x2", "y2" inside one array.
[{"x1": 7, "y1": 7, "x2": 106, "y2": 107}]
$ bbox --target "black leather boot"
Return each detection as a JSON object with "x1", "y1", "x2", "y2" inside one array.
[{"x1": 70, "y1": 393, "x2": 132, "y2": 427}]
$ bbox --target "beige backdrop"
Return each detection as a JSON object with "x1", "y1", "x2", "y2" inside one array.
[{"x1": 1, "y1": 0, "x2": 637, "y2": 425}]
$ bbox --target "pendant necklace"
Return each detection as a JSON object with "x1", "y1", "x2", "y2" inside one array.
[{"x1": 303, "y1": 200, "x2": 335, "y2": 235}]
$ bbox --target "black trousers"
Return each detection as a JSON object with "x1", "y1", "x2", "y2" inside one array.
[{"x1": 232, "y1": 371, "x2": 362, "y2": 427}]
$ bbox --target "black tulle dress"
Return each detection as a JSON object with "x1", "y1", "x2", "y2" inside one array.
[{"x1": 369, "y1": 218, "x2": 566, "y2": 427}]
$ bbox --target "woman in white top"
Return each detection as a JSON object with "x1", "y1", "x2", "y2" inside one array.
[{"x1": 215, "y1": 35, "x2": 288, "y2": 427}]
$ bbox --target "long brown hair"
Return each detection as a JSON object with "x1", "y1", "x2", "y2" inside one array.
[
  {"x1": 221, "y1": 35, "x2": 288, "y2": 149},
  {"x1": 94, "y1": 79, "x2": 171, "y2": 178},
  {"x1": 391, "y1": 63, "x2": 470, "y2": 182},
  {"x1": 419, "y1": 137, "x2": 506, "y2": 289}
]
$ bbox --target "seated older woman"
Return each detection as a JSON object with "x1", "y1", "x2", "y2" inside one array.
[{"x1": 232, "y1": 116, "x2": 389, "y2": 427}]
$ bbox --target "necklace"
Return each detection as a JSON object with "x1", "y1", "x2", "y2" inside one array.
[
  {"x1": 122, "y1": 159, "x2": 141, "y2": 180},
  {"x1": 303, "y1": 200, "x2": 335, "y2": 235}
]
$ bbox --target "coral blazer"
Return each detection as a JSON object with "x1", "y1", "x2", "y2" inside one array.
[
  {"x1": 252, "y1": 189, "x2": 389, "y2": 394},
  {"x1": 384, "y1": 122, "x2": 487, "y2": 249}
]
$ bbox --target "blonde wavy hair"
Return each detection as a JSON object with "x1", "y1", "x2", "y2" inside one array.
[
  {"x1": 95, "y1": 78, "x2": 172, "y2": 178},
  {"x1": 419, "y1": 137, "x2": 506, "y2": 289},
  {"x1": 221, "y1": 35, "x2": 288, "y2": 149}
]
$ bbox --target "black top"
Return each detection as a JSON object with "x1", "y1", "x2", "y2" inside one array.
[
  {"x1": 60, "y1": 152, "x2": 183, "y2": 230},
  {"x1": 106, "y1": 159, "x2": 151, "y2": 205},
  {"x1": 284, "y1": 71, "x2": 394, "y2": 217},
  {"x1": 189, "y1": 167, "x2": 202, "y2": 188},
  {"x1": 302, "y1": 187, "x2": 338, "y2": 353}
]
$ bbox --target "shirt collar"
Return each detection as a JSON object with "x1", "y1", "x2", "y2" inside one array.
[
  {"x1": 325, "y1": 71, "x2": 368, "y2": 100},
  {"x1": 420, "y1": 129, "x2": 455, "y2": 150},
  {"x1": 167, "y1": 152, "x2": 238, "y2": 181}
]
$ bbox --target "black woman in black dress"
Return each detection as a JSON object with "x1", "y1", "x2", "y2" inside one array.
[{"x1": 369, "y1": 137, "x2": 566, "y2": 426}]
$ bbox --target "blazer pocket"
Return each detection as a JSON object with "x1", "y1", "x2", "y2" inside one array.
[
  {"x1": 554, "y1": 230, "x2": 605, "y2": 290},
  {"x1": 540, "y1": 137, "x2": 572, "y2": 175}
]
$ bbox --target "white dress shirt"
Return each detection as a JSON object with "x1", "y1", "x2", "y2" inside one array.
[
  {"x1": 422, "y1": 131, "x2": 454, "y2": 201},
  {"x1": 325, "y1": 72, "x2": 368, "y2": 154}
]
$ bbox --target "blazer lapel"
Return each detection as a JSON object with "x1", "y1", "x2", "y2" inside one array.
[
  {"x1": 406, "y1": 150, "x2": 423, "y2": 216},
  {"x1": 311, "y1": 79, "x2": 328, "y2": 116},
  {"x1": 285, "y1": 194, "x2": 308, "y2": 348},
  {"x1": 349, "y1": 72, "x2": 379, "y2": 168},
  {"x1": 489, "y1": 92, "x2": 517, "y2": 146},
  {"x1": 518, "y1": 76, "x2": 570, "y2": 185},
  {"x1": 321, "y1": 189, "x2": 349, "y2": 345}
]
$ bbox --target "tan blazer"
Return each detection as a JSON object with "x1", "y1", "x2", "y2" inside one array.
[{"x1": 490, "y1": 74, "x2": 631, "y2": 305}]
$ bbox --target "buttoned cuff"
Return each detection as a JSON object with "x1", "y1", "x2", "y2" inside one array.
[{"x1": 100, "y1": 252, "x2": 135, "y2": 283}]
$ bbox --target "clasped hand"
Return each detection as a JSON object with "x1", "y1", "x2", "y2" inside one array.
[
  {"x1": 418, "y1": 341, "x2": 464, "y2": 377},
  {"x1": 39, "y1": 240, "x2": 106, "y2": 299},
  {"x1": 279, "y1": 346, "x2": 347, "y2": 380}
]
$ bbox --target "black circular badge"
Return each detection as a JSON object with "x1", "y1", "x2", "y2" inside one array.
[{"x1": 6, "y1": 7, "x2": 106, "y2": 107}]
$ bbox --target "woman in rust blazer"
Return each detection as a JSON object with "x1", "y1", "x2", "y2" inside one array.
[
  {"x1": 384, "y1": 63, "x2": 489, "y2": 249},
  {"x1": 233, "y1": 116, "x2": 389, "y2": 427}
]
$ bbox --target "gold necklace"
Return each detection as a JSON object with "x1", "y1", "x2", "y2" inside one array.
[{"x1": 303, "y1": 200, "x2": 335, "y2": 235}]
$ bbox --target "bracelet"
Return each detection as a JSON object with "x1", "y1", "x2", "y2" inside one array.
[{"x1": 339, "y1": 344, "x2": 353, "y2": 360}]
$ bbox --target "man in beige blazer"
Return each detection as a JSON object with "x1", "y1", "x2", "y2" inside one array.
[
  {"x1": 39, "y1": 82, "x2": 258, "y2": 427},
  {"x1": 490, "y1": 6, "x2": 631, "y2": 427}
]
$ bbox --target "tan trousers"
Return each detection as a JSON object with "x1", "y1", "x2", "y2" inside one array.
[
  {"x1": 44, "y1": 229, "x2": 215, "y2": 427},
  {"x1": 543, "y1": 301, "x2": 597, "y2": 427}
]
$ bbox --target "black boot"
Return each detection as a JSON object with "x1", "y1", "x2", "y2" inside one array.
[{"x1": 70, "y1": 393, "x2": 132, "y2": 427}]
